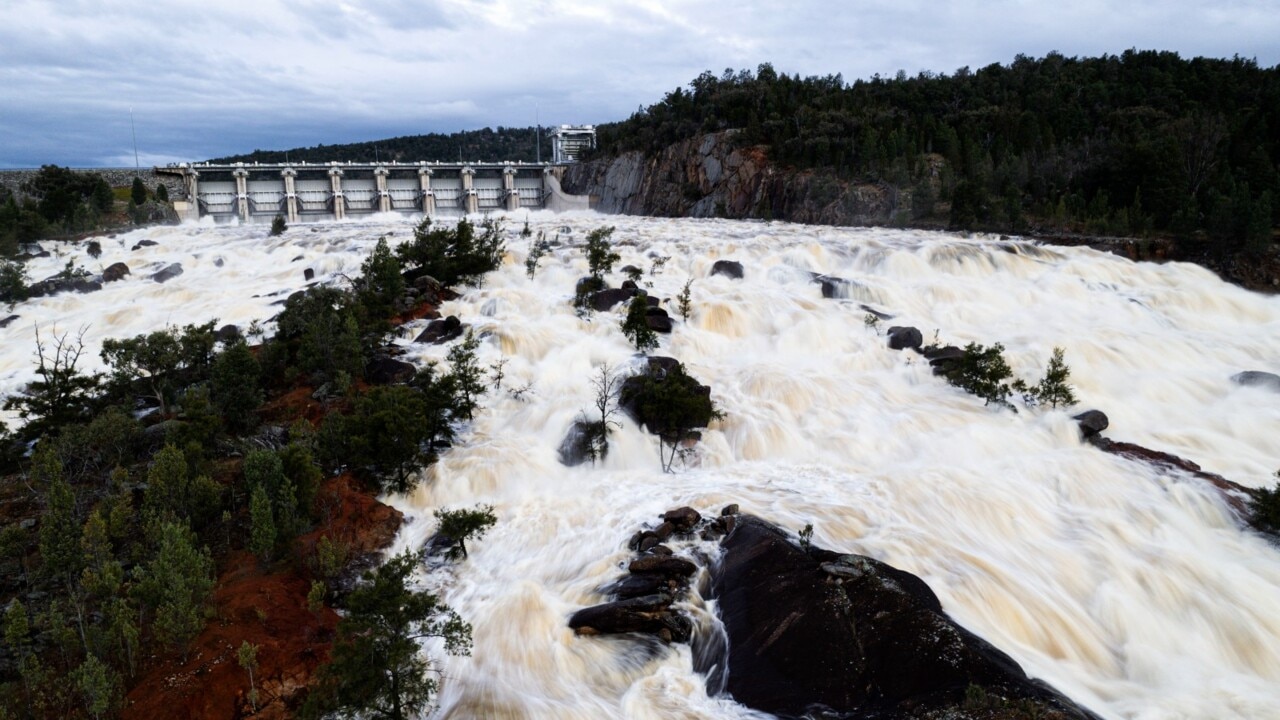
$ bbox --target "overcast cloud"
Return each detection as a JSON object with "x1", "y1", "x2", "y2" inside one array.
[{"x1": 2, "y1": 0, "x2": 1277, "y2": 168}]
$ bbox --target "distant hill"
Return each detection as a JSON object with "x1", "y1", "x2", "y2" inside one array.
[{"x1": 209, "y1": 126, "x2": 543, "y2": 164}]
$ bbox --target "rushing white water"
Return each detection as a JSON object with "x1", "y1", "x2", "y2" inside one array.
[{"x1": 3, "y1": 213, "x2": 1279, "y2": 719}]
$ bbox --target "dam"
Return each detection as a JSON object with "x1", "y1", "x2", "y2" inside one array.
[{"x1": 154, "y1": 161, "x2": 590, "y2": 223}]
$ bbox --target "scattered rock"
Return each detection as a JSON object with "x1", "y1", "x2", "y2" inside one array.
[
  {"x1": 814, "y1": 274, "x2": 857, "y2": 299},
  {"x1": 628, "y1": 555, "x2": 696, "y2": 578},
  {"x1": 304, "y1": 268, "x2": 315, "y2": 281},
  {"x1": 213, "y1": 257, "x2": 225, "y2": 267},
  {"x1": 568, "y1": 594, "x2": 691, "y2": 642},
  {"x1": 150, "y1": 263, "x2": 184, "y2": 283},
  {"x1": 720, "y1": 503, "x2": 739, "y2": 516},
  {"x1": 291, "y1": 255, "x2": 304, "y2": 262},
  {"x1": 26, "y1": 276, "x2": 103, "y2": 298},
  {"x1": 130, "y1": 239, "x2": 159, "y2": 251},
  {"x1": 923, "y1": 345, "x2": 965, "y2": 375},
  {"x1": 558, "y1": 419, "x2": 602, "y2": 467},
  {"x1": 710, "y1": 259, "x2": 744, "y2": 279},
  {"x1": 414, "y1": 315, "x2": 464, "y2": 344},
  {"x1": 886, "y1": 325, "x2": 923, "y2": 351},
  {"x1": 606, "y1": 574, "x2": 672, "y2": 600},
  {"x1": 1073, "y1": 409, "x2": 1109, "y2": 438},
  {"x1": 621, "y1": 279, "x2": 639, "y2": 291},
  {"x1": 102, "y1": 262, "x2": 131, "y2": 282},
  {"x1": 0, "y1": 315, "x2": 19, "y2": 329},
  {"x1": 215, "y1": 324, "x2": 240, "y2": 343},
  {"x1": 661, "y1": 507, "x2": 701, "y2": 533},
  {"x1": 1231, "y1": 371, "x2": 1280, "y2": 392},
  {"x1": 366, "y1": 356, "x2": 417, "y2": 385}
]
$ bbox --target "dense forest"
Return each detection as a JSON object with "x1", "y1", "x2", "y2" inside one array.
[
  {"x1": 0, "y1": 220, "x2": 508, "y2": 718},
  {"x1": 587, "y1": 51, "x2": 1279, "y2": 246},
  {"x1": 210, "y1": 126, "x2": 542, "y2": 165}
]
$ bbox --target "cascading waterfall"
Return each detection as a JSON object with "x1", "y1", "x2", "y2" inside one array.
[{"x1": 3, "y1": 213, "x2": 1278, "y2": 719}]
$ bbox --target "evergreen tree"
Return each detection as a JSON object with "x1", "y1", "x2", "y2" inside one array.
[
  {"x1": 445, "y1": 330, "x2": 485, "y2": 422},
  {"x1": 1030, "y1": 347, "x2": 1078, "y2": 408},
  {"x1": 134, "y1": 521, "x2": 214, "y2": 657},
  {"x1": 317, "y1": 385, "x2": 432, "y2": 493},
  {"x1": 584, "y1": 226, "x2": 620, "y2": 282},
  {"x1": 210, "y1": 338, "x2": 263, "y2": 433},
  {"x1": 4, "y1": 326, "x2": 101, "y2": 440},
  {"x1": 155, "y1": 183, "x2": 169, "y2": 204},
  {"x1": 302, "y1": 550, "x2": 471, "y2": 720},
  {"x1": 432, "y1": 505, "x2": 497, "y2": 560},
  {"x1": 621, "y1": 295, "x2": 659, "y2": 353},
  {"x1": 130, "y1": 177, "x2": 147, "y2": 206},
  {"x1": 270, "y1": 214, "x2": 287, "y2": 236},
  {"x1": 249, "y1": 483, "x2": 276, "y2": 563}
]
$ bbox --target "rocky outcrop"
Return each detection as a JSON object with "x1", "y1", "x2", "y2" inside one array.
[
  {"x1": 102, "y1": 262, "x2": 130, "y2": 282},
  {"x1": 562, "y1": 131, "x2": 901, "y2": 225},
  {"x1": 27, "y1": 275, "x2": 102, "y2": 298},
  {"x1": 886, "y1": 325, "x2": 923, "y2": 351},
  {"x1": 414, "y1": 315, "x2": 463, "y2": 344},
  {"x1": 150, "y1": 262, "x2": 183, "y2": 283},
  {"x1": 710, "y1": 513, "x2": 1097, "y2": 719}
]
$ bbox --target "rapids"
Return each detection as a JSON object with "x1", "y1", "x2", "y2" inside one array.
[{"x1": 3, "y1": 213, "x2": 1279, "y2": 719}]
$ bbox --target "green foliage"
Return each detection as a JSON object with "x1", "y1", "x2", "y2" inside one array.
[
  {"x1": 238, "y1": 641, "x2": 260, "y2": 712},
  {"x1": 71, "y1": 653, "x2": 120, "y2": 720},
  {"x1": 213, "y1": 125, "x2": 543, "y2": 165},
  {"x1": 38, "y1": 449, "x2": 83, "y2": 587},
  {"x1": 583, "y1": 226, "x2": 620, "y2": 281},
  {"x1": 525, "y1": 231, "x2": 548, "y2": 279},
  {"x1": 676, "y1": 279, "x2": 693, "y2": 321},
  {"x1": 5, "y1": 166, "x2": 114, "y2": 238},
  {"x1": 279, "y1": 442, "x2": 322, "y2": 522},
  {"x1": 623, "y1": 265, "x2": 643, "y2": 284},
  {"x1": 573, "y1": 274, "x2": 605, "y2": 316},
  {"x1": 590, "y1": 56, "x2": 1280, "y2": 240},
  {"x1": 130, "y1": 178, "x2": 147, "y2": 206},
  {"x1": 798, "y1": 523, "x2": 814, "y2": 550},
  {"x1": 943, "y1": 342, "x2": 1016, "y2": 408},
  {"x1": 445, "y1": 330, "x2": 485, "y2": 422},
  {"x1": 4, "y1": 326, "x2": 101, "y2": 440},
  {"x1": 318, "y1": 385, "x2": 433, "y2": 493},
  {"x1": 1028, "y1": 347, "x2": 1078, "y2": 408},
  {"x1": 1250, "y1": 473, "x2": 1280, "y2": 535},
  {"x1": 211, "y1": 338, "x2": 263, "y2": 433},
  {"x1": 133, "y1": 520, "x2": 214, "y2": 655},
  {"x1": 249, "y1": 484, "x2": 276, "y2": 562},
  {"x1": 397, "y1": 216, "x2": 505, "y2": 288},
  {"x1": 274, "y1": 286, "x2": 365, "y2": 385},
  {"x1": 353, "y1": 236, "x2": 405, "y2": 341},
  {"x1": 302, "y1": 549, "x2": 471, "y2": 720},
  {"x1": 0, "y1": 258, "x2": 29, "y2": 307},
  {"x1": 52, "y1": 405, "x2": 142, "y2": 482},
  {"x1": 100, "y1": 321, "x2": 217, "y2": 416},
  {"x1": 621, "y1": 295, "x2": 659, "y2": 353},
  {"x1": 432, "y1": 505, "x2": 497, "y2": 560},
  {"x1": 143, "y1": 444, "x2": 222, "y2": 530},
  {"x1": 314, "y1": 535, "x2": 350, "y2": 587},
  {"x1": 269, "y1": 214, "x2": 287, "y2": 236},
  {"x1": 623, "y1": 362, "x2": 723, "y2": 472},
  {"x1": 409, "y1": 362, "x2": 459, "y2": 452},
  {"x1": 863, "y1": 313, "x2": 881, "y2": 333},
  {"x1": 155, "y1": 183, "x2": 169, "y2": 204}
]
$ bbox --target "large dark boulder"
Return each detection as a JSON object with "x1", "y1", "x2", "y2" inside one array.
[
  {"x1": 366, "y1": 356, "x2": 417, "y2": 385},
  {"x1": 150, "y1": 263, "x2": 183, "y2": 283},
  {"x1": 591, "y1": 287, "x2": 637, "y2": 312},
  {"x1": 0, "y1": 314, "x2": 19, "y2": 328},
  {"x1": 414, "y1": 315, "x2": 463, "y2": 344},
  {"x1": 710, "y1": 260, "x2": 744, "y2": 279},
  {"x1": 886, "y1": 325, "x2": 923, "y2": 351},
  {"x1": 27, "y1": 276, "x2": 103, "y2": 298},
  {"x1": 557, "y1": 418, "x2": 602, "y2": 467},
  {"x1": 924, "y1": 345, "x2": 965, "y2": 375},
  {"x1": 618, "y1": 362, "x2": 715, "y2": 439},
  {"x1": 710, "y1": 515, "x2": 1096, "y2": 719},
  {"x1": 1074, "y1": 410, "x2": 1109, "y2": 438},
  {"x1": 568, "y1": 594, "x2": 692, "y2": 643},
  {"x1": 1232, "y1": 371, "x2": 1280, "y2": 392},
  {"x1": 645, "y1": 306, "x2": 673, "y2": 333},
  {"x1": 102, "y1": 262, "x2": 131, "y2": 283},
  {"x1": 215, "y1": 324, "x2": 240, "y2": 343}
]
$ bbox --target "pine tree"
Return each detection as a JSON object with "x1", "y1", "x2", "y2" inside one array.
[
  {"x1": 249, "y1": 483, "x2": 276, "y2": 562},
  {"x1": 211, "y1": 339, "x2": 263, "y2": 434},
  {"x1": 135, "y1": 521, "x2": 214, "y2": 657},
  {"x1": 1031, "y1": 347, "x2": 1078, "y2": 408},
  {"x1": 446, "y1": 330, "x2": 485, "y2": 421},
  {"x1": 584, "y1": 226, "x2": 620, "y2": 281},
  {"x1": 433, "y1": 505, "x2": 497, "y2": 560},
  {"x1": 621, "y1": 295, "x2": 659, "y2": 353},
  {"x1": 130, "y1": 177, "x2": 147, "y2": 206}
]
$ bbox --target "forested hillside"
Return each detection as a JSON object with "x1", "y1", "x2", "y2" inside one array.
[
  {"x1": 211, "y1": 126, "x2": 541, "y2": 165},
  {"x1": 587, "y1": 51, "x2": 1279, "y2": 247}
]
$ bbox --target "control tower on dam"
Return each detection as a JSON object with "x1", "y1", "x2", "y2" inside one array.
[{"x1": 155, "y1": 161, "x2": 590, "y2": 223}]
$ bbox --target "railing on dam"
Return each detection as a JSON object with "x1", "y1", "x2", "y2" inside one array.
[{"x1": 155, "y1": 160, "x2": 589, "y2": 223}]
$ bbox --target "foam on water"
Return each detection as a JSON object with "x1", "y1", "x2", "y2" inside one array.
[{"x1": 4, "y1": 213, "x2": 1279, "y2": 719}]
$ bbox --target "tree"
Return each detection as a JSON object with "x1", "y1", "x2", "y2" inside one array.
[
  {"x1": 303, "y1": 550, "x2": 471, "y2": 720},
  {"x1": 396, "y1": 216, "x2": 505, "y2": 287},
  {"x1": 134, "y1": 521, "x2": 214, "y2": 657},
  {"x1": 580, "y1": 364, "x2": 623, "y2": 464},
  {"x1": 4, "y1": 326, "x2": 101, "y2": 440},
  {"x1": 1029, "y1": 347, "x2": 1078, "y2": 408},
  {"x1": 71, "y1": 653, "x2": 120, "y2": 720},
  {"x1": 270, "y1": 214, "x2": 287, "y2": 236},
  {"x1": 211, "y1": 338, "x2": 263, "y2": 433},
  {"x1": 1249, "y1": 471, "x2": 1280, "y2": 535},
  {"x1": 142, "y1": 444, "x2": 221, "y2": 530},
  {"x1": 249, "y1": 483, "x2": 276, "y2": 562},
  {"x1": 432, "y1": 505, "x2": 497, "y2": 560},
  {"x1": 275, "y1": 286, "x2": 365, "y2": 385},
  {"x1": 943, "y1": 342, "x2": 1015, "y2": 408},
  {"x1": 318, "y1": 385, "x2": 431, "y2": 493},
  {"x1": 0, "y1": 258, "x2": 29, "y2": 307},
  {"x1": 238, "y1": 641, "x2": 260, "y2": 713},
  {"x1": 155, "y1": 183, "x2": 169, "y2": 203},
  {"x1": 676, "y1": 279, "x2": 693, "y2": 321},
  {"x1": 622, "y1": 362, "x2": 722, "y2": 472},
  {"x1": 445, "y1": 330, "x2": 485, "y2": 421},
  {"x1": 130, "y1": 177, "x2": 147, "y2": 206},
  {"x1": 621, "y1": 295, "x2": 659, "y2": 353},
  {"x1": 583, "y1": 225, "x2": 620, "y2": 282},
  {"x1": 101, "y1": 321, "x2": 218, "y2": 416}
]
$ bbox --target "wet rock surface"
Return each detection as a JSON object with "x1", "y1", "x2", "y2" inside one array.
[
  {"x1": 414, "y1": 315, "x2": 464, "y2": 344},
  {"x1": 710, "y1": 514, "x2": 1098, "y2": 719},
  {"x1": 710, "y1": 259, "x2": 744, "y2": 279},
  {"x1": 886, "y1": 325, "x2": 923, "y2": 351}
]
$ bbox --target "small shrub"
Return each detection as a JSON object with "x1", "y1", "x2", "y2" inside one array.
[
  {"x1": 584, "y1": 226, "x2": 619, "y2": 281},
  {"x1": 525, "y1": 231, "x2": 548, "y2": 280},
  {"x1": 863, "y1": 313, "x2": 880, "y2": 334},
  {"x1": 270, "y1": 214, "x2": 287, "y2": 236}
]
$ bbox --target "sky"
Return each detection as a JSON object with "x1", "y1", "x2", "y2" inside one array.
[{"x1": 2, "y1": 0, "x2": 1278, "y2": 168}]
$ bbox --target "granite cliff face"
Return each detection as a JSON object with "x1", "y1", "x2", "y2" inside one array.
[{"x1": 562, "y1": 131, "x2": 904, "y2": 225}]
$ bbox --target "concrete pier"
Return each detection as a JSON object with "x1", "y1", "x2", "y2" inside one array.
[{"x1": 156, "y1": 160, "x2": 588, "y2": 223}]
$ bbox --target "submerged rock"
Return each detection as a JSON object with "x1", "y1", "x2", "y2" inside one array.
[
  {"x1": 150, "y1": 263, "x2": 183, "y2": 283},
  {"x1": 886, "y1": 325, "x2": 923, "y2": 351},
  {"x1": 1073, "y1": 409, "x2": 1109, "y2": 438},
  {"x1": 710, "y1": 259, "x2": 744, "y2": 279},
  {"x1": 1232, "y1": 371, "x2": 1280, "y2": 392}
]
